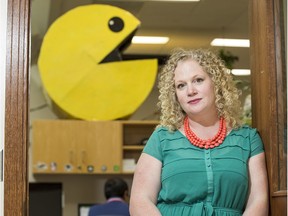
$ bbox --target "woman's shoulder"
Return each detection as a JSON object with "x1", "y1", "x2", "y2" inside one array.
[
  {"x1": 150, "y1": 125, "x2": 183, "y2": 141},
  {"x1": 154, "y1": 125, "x2": 181, "y2": 135},
  {"x1": 230, "y1": 124, "x2": 258, "y2": 135},
  {"x1": 229, "y1": 125, "x2": 261, "y2": 142}
]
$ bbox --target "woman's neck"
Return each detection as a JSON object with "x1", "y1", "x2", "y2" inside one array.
[{"x1": 185, "y1": 115, "x2": 221, "y2": 140}]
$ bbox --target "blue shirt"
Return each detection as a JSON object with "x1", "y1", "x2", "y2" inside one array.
[{"x1": 88, "y1": 198, "x2": 130, "y2": 216}]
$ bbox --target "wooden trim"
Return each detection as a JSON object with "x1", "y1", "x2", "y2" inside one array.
[
  {"x1": 272, "y1": 190, "x2": 287, "y2": 197},
  {"x1": 249, "y1": 0, "x2": 277, "y2": 192},
  {"x1": 249, "y1": 0, "x2": 287, "y2": 214},
  {"x1": 5, "y1": 0, "x2": 30, "y2": 215},
  {"x1": 273, "y1": 0, "x2": 287, "y2": 192},
  {"x1": 250, "y1": 0, "x2": 277, "y2": 192}
]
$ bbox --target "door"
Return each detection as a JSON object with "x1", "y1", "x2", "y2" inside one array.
[
  {"x1": 0, "y1": 1, "x2": 8, "y2": 215},
  {"x1": 81, "y1": 121, "x2": 122, "y2": 174},
  {"x1": 32, "y1": 120, "x2": 82, "y2": 174},
  {"x1": 4, "y1": 0, "x2": 30, "y2": 215},
  {"x1": 249, "y1": 0, "x2": 287, "y2": 215}
]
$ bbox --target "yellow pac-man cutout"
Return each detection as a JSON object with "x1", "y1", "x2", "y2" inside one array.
[{"x1": 38, "y1": 4, "x2": 158, "y2": 120}]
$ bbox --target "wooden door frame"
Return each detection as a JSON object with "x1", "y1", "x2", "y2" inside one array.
[
  {"x1": 249, "y1": 0, "x2": 287, "y2": 214},
  {"x1": 4, "y1": 0, "x2": 285, "y2": 215},
  {"x1": 4, "y1": 0, "x2": 30, "y2": 215}
]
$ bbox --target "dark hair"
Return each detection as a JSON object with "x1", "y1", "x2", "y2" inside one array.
[{"x1": 104, "y1": 178, "x2": 128, "y2": 199}]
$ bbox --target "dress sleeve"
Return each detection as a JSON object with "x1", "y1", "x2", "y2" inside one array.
[
  {"x1": 142, "y1": 127, "x2": 163, "y2": 162},
  {"x1": 250, "y1": 128, "x2": 265, "y2": 157}
]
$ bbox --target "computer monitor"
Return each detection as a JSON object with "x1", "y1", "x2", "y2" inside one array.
[
  {"x1": 78, "y1": 203, "x2": 95, "y2": 216},
  {"x1": 29, "y1": 182, "x2": 62, "y2": 216}
]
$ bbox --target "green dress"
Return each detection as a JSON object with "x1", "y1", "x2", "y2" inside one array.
[{"x1": 143, "y1": 126, "x2": 264, "y2": 216}]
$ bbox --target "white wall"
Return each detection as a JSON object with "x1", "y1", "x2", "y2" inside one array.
[
  {"x1": 0, "y1": 0, "x2": 8, "y2": 215},
  {"x1": 31, "y1": 0, "x2": 50, "y2": 37}
]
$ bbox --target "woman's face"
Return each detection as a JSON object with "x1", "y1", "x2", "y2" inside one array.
[{"x1": 174, "y1": 59, "x2": 217, "y2": 117}]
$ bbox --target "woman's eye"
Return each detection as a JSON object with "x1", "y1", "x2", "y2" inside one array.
[
  {"x1": 177, "y1": 83, "x2": 185, "y2": 89},
  {"x1": 193, "y1": 78, "x2": 204, "y2": 83}
]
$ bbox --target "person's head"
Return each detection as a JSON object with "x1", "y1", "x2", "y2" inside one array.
[
  {"x1": 104, "y1": 178, "x2": 129, "y2": 201},
  {"x1": 158, "y1": 48, "x2": 242, "y2": 131}
]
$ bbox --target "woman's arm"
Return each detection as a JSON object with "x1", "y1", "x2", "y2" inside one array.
[
  {"x1": 129, "y1": 153, "x2": 162, "y2": 216},
  {"x1": 243, "y1": 152, "x2": 269, "y2": 216}
]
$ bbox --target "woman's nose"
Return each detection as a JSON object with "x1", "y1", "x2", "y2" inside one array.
[{"x1": 187, "y1": 84, "x2": 197, "y2": 96}]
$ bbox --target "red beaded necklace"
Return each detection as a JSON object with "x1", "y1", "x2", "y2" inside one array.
[{"x1": 184, "y1": 116, "x2": 227, "y2": 149}]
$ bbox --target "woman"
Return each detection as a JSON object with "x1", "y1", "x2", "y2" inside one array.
[{"x1": 129, "y1": 49, "x2": 268, "y2": 215}]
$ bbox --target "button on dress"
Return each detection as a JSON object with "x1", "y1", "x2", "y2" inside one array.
[{"x1": 143, "y1": 126, "x2": 264, "y2": 216}]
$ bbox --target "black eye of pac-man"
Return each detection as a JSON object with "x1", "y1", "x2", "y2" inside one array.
[{"x1": 108, "y1": 17, "x2": 124, "y2": 32}]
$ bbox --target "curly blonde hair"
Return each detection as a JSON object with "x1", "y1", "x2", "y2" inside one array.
[{"x1": 157, "y1": 48, "x2": 243, "y2": 131}]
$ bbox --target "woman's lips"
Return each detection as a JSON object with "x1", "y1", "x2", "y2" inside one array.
[{"x1": 188, "y1": 98, "x2": 202, "y2": 104}]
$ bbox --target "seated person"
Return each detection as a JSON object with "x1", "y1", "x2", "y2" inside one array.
[{"x1": 88, "y1": 178, "x2": 130, "y2": 216}]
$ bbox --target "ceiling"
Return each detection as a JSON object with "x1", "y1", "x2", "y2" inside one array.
[{"x1": 31, "y1": 0, "x2": 250, "y2": 70}]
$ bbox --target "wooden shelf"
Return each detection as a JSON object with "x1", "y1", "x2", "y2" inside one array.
[
  {"x1": 32, "y1": 120, "x2": 122, "y2": 174},
  {"x1": 32, "y1": 120, "x2": 158, "y2": 174},
  {"x1": 122, "y1": 171, "x2": 134, "y2": 174},
  {"x1": 122, "y1": 121, "x2": 158, "y2": 168},
  {"x1": 123, "y1": 145, "x2": 144, "y2": 150}
]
